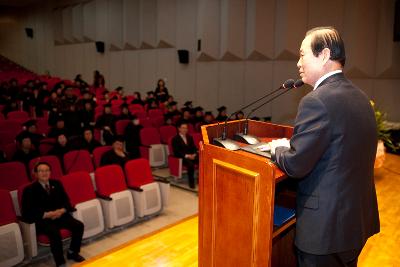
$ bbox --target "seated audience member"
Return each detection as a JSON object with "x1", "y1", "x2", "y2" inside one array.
[
  {"x1": 64, "y1": 104, "x2": 81, "y2": 137},
  {"x1": 17, "y1": 119, "x2": 44, "y2": 149},
  {"x1": 193, "y1": 106, "x2": 204, "y2": 124},
  {"x1": 235, "y1": 110, "x2": 244, "y2": 120},
  {"x1": 13, "y1": 134, "x2": 39, "y2": 167},
  {"x1": 100, "y1": 136, "x2": 130, "y2": 167},
  {"x1": 124, "y1": 116, "x2": 143, "y2": 159},
  {"x1": 49, "y1": 134, "x2": 71, "y2": 160},
  {"x1": 76, "y1": 128, "x2": 101, "y2": 154},
  {"x1": 203, "y1": 111, "x2": 215, "y2": 125},
  {"x1": 21, "y1": 162, "x2": 85, "y2": 267},
  {"x1": 111, "y1": 86, "x2": 124, "y2": 100},
  {"x1": 131, "y1": 91, "x2": 144, "y2": 106},
  {"x1": 216, "y1": 106, "x2": 228, "y2": 122},
  {"x1": 79, "y1": 101, "x2": 95, "y2": 128},
  {"x1": 95, "y1": 103, "x2": 116, "y2": 145},
  {"x1": 165, "y1": 101, "x2": 181, "y2": 118},
  {"x1": 48, "y1": 117, "x2": 68, "y2": 138},
  {"x1": 146, "y1": 99, "x2": 159, "y2": 110},
  {"x1": 171, "y1": 121, "x2": 198, "y2": 189},
  {"x1": 118, "y1": 103, "x2": 134, "y2": 120},
  {"x1": 181, "y1": 108, "x2": 193, "y2": 124},
  {"x1": 154, "y1": 79, "x2": 169, "y2": 102}
]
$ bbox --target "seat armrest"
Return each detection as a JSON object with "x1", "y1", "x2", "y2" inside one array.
[
  {"x1": 128, "y1": 186, "x2": 144, "y2": 192},
  {"x1": 18, "y1": 219, "x2": 38, "y2": 258},
  {"x1": 154, "y1": 177, "x2": 170, "y2": 184},
  {"x1": 96, "y1": 192, "x2": 113, "y2": 201}
]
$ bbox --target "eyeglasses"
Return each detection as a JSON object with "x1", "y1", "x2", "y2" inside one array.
[{"x1": 37, "y1": 169, "x2": 50, "y2": 173}]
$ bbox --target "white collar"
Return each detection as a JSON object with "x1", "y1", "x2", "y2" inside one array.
[{"x1": 313, "y1": 70, "x2": 342, "y2": 90}]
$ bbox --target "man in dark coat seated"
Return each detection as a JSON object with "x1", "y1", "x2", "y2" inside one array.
[
  {"x1": 21, "y1": 162, "x2": 85, "y2": 267},
  {"x1": 171, "y1": 120, "x2": 198, "y2": 189},
  {"x1": 100, "y1": 135, "x2": 130, "y2": 167},
  {"x1": 75, "y1": 127, "x2": 101, "y2": 154},
  {"x1": 13, "y1": 133, "x2": 39, "y2": 168}
]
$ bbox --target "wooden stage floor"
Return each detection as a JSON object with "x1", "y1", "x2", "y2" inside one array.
[{"x1": 78, "y1": 154, "x2": 400, "y2": 267}]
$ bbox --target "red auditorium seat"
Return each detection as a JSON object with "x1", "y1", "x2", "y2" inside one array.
[
  {"x1": 140, "y1": 118, "x2": 153, "y2": 128},
  {"x1": 0, "y1": 162, "x2": 30, "y2": 191},
  {"x1": 191, "y1": 132, "x2": 203, "y2": 150},
  {"x1": 29, "y1": 155, "x2": 64, "y2": 180},
  {"x1": 61, "y1": 171, "x2": 104, "y2": 238},
  {"x1": 63, "y1": 150, "x2": 94, "y2": 174},
  {"x1": 139, "y1": 127, "x2": 166, "y2": 167},
  {"x1": 2, "y1": 142, "x2": 17, "y2": 161},
  {"x1": 95, "y1": 165, "x2": 134, "y2": 228},
  {"x1": 159, "y1": 125, "x2": 177, "y2": 145},
  {"x1": 0, "y1": 189, "x2": 24, "y2": 266},
  {"x1": 17, "y1": 183, "x2": 71, "y2": 256},
  {"x1": 129, "y1": 104, "x2": 145, "y2": 113},
  {"x1": 38, "y1": 138, "x2": 56, "y2": 155},
  {"x1": 115, "y1": 119, "x2": 131, "y2": 135},
  {"x1": 36, "y1": 118, "x2": 50, "y2": 135},
  {"x1": 150, "y1": 116, "x2": 165, "y2": 128},
  {"x1": 6, "y1": 111, "x2": 29, "y2": 120},
  {"x1": 92, "y1": 146, "x2": 112, "y2": 168},
  {"x1": 124, "y1": 159, "x2": 167, "y2": 217},
  {"x1": 148, "y1": 109, "x2": 164, "y2": 118},
  {"x1": 134, "y1": 111, "x2": 147, "y2": 119}
]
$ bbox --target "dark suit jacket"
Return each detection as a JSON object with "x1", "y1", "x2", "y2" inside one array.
[
  {"x1": 171, "y1": 134, "x2": 197, "y2": 159},
  {"x1": 21, "y1": 179, "x2": 74, "y2": 223},
  {"x1": 273, "y1": 73, "x2": 380, "y2": 254}
]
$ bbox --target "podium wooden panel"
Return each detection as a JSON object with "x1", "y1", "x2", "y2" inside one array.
[{"x1": 199, "y1": 120, "x2": 297, "y2": 267}]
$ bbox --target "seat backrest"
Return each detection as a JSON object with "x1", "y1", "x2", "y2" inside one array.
[
  {"x1": 129, "y1": 104, "x2": 144, "y2": 113},
  {"x1": 124, "y1": 159, "x2": 154, "y2": 188},
  {"x1": 134, "y1": 111, "x2": 147, "y2": 119},
  {"x1": 150, "y1": 116, "x2": 165, "y2": 129},
  {"x1": 0, "y1": 130, "x2": 18, "y2": 149},
  {"x1": 139, "y1": 127, "x2": 161, "y2": 146},
  {"x1": 148, "y1": 109, "x2": 163, "y2": 118},
  {"x1": 36, "y1": 118, "x2": 50, "y2": 135},
  {"x1": 63, "y1": 150, "x2": 94, "y2": 174},
  {"x1": 140, "y1": 118, "x2": 153, "y2": 128},
  {"x1": 95, "y1": 165, "x2": 127, "y2": 197},
  {"x1": 38, "y1": 138, "x2": 55, "y2": 155},
  {"x1": 92, "y1": 146, "x2": 112, "y2": 168},
  {"x1": 3, "y1": 142, "x2": 17, "y2": 161},
  {"x1": 191, "y1": 133, "x2": 203, "y2": 150},
  {"x1": 0, "y1": 189, "x2": 17, "y2": 225},
  {"x1": 7, "y1": 111, "x2": 29, "y2": 120},
  {"x1": 0, "y1": 162, "x2": 30, "y2": 191},
  {"x1": 159, "y1": 125, "x2": 177, "y2": 144},
  {"x1": 60, "y1": 171, "x2": 96, "y2": 207},
  {"x1": 115, "y1": 119, "x2": 131, "y2": 135},
  {"x1": 29, "y1": 155, "x2": 64, "y2": 180}
]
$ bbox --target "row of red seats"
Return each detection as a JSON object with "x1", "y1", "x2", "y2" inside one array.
[{"x1": 0, "y1": 158, "x2": 169, "y2": 266}]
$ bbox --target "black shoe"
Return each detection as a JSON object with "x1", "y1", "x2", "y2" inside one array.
[{"x1": 67, "y1": 252, "x2": 85, "y2": 262}]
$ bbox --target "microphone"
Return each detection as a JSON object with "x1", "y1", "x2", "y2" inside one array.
[
  {"x1": 212, "y1": 79, "x2": 295, "y2": 150},
  {"x1": 234, "y1": 79, "x2": 304, "y2": 144}
]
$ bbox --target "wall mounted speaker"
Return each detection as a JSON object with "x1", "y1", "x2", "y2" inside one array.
[
  {"x1": 177, "y1": 49, "x2": 189, "y2": 64},
  {"x1": 95, "y1": 41, "x2": 105, "y2": 53},
  {"x1": 25, "y1": 28, "x2": 33, "y2": 38}
]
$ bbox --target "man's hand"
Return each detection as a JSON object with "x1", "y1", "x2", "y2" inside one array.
[
  {"x1": 43, "y1": 208, "x2": 66, "y2": 220},
  {"x1": 269, "y1": 138, "x2": 290, "y2": 155}
]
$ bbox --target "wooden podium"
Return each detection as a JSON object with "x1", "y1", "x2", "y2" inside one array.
[{"x1": 199, "y1": 120, "x2": 297, "y2": 267}]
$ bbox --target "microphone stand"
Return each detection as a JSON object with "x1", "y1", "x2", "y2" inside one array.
[
  {"x1": 234, "y1": 88, "x2": 292, "y2": 144},
  {"x1": 212, "y1": 79, "x2": 295, "y2": 150}
]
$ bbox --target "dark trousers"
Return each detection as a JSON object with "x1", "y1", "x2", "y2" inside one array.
[
  {"x1": 183, "y1": 158, "x2": 197, "y2": 188},
  {"x1": 297, "y1": 248, "x2": 362, "y2": 267},
  {"x1": 36, "y1": 214, "x2": 84, "y2": 266}
]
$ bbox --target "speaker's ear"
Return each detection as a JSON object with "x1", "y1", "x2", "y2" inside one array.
[
  {"x1": 95, "y1": 41, "x2": 105, "y2": 53},
  {"x1": 25, "y1": 28, "x2": 34, "y2": 38},
  {"x1": 177, "y1": 50, "x2": 189, "y2": 64}
]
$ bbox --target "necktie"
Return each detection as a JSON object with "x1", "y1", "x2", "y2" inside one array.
[{"x1": 45, "y1": 184, "x2": 50, "y2": 194}]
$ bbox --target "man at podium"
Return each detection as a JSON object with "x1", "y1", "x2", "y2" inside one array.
[{"x1": 270, "y1": 27, "x2": 380, "y2": 267}]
